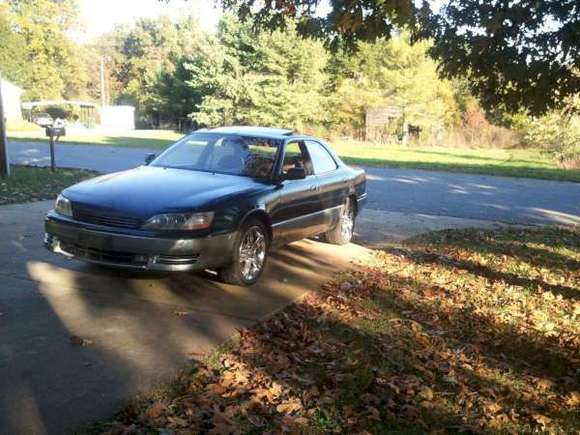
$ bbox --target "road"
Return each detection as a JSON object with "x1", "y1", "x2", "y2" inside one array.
[{"x1": 9, "y1": 140, "x2": 580, "y2": 225}]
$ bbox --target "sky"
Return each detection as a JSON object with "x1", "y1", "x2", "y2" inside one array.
[
  {"x1": 76, "y1": 0, "x2": 446, "y2": 42},
  {"x1": 76, "y1": 0, "x2": 222, "y2": 41}
]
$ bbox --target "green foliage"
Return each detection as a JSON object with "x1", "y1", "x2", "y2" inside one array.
[
  {"x1": 5, "y1": 0, "x2": 88, "y2": 100},
  {"x1": 218, "y1": 0, "x2": 579, "y2": 116},
  {"x1": 94, "y1": 16, "x2": 205, "y2": 125},
  {"x1": 0, "y1": 3, "x2": 31, "y2": 86},
  {"x1": 422, "y1": 0, "x2": 579, "y2": 116},
  {"x1": 520, "y1": 96, "x2": 580, "y2": 168},
  {"x1": 189, "y1": 16, "x2": 329, "y2": 130},
  {"x1": 331, "y1": 34, "x2": 457, "y2": 138}
]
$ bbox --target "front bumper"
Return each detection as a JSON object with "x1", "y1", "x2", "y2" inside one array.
[{"x1": 45, "y1": 213, "x2": 238, "y2": 271}]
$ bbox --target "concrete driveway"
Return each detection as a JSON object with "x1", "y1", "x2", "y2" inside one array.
[
  {"x1": 0, "y1": 200, "x2": 371, "y2": 434},
  {"x1": 9, "y1": 140, "x2": 580, "y2": 225}
]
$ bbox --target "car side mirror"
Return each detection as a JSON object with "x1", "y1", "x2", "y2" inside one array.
[
  {"x1": 284, "y1": 167, "x2": 307, "y2": 180},
  {"x1": 144, "y1": 153, "x2": 156, "y2": 165}
]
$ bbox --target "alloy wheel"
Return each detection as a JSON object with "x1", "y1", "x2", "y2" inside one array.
[{"x1": 238, "y1": 226, "x2": 267, "y2": 281}]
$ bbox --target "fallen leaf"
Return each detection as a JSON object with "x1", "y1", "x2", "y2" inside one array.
[{"x1": 70, "y1": 335, "x2": 93, "y2": 346}]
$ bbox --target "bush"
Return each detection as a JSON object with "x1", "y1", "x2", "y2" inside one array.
[
  {"x1": 520, "y1": 96, "x2": 580, "y2": 168},
  {"x1": 410, "y1": 125, "x2": 520, "y2": 149}
]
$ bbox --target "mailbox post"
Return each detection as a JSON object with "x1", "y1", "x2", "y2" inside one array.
[{"x1": 45, "y1": 119, "x2": 65, "y2": 172}]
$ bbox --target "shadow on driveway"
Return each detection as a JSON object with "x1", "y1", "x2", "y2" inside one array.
[{"x1": 0, "y1": 201, "x2": 370, "y2": 435}]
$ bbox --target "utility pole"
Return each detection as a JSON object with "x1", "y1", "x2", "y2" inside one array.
[
  {"x1": 100, "y1": 56, "x2": 106, "y2": 107},
  {"x1": 0, "y1": 74, "x2": 10, "y2": 177}
]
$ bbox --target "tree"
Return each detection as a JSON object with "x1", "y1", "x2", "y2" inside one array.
[
  {"x1": 188, "y1": 16, "x2": 330, "y2": 130},
  {"x1": 420, "y1": 0, "x2": 579, "y2": 115},
  {"x1": 96, "y1": 16, "x2": 205, "y2": 125},
  {"x1": 0, "y1": 3, "x2": 31, "y2": 87},
  {"x1": 5, "y1": 0, "x2": 88, "y2": 100},
  {"x1": 215, "y1": 0, "x2": 579, "y2": 115},
  {"x1": 330, "y1": 34, "x2": 458, "y2": 138}
]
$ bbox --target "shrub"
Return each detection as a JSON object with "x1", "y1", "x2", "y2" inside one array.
[{"x1": 521, "y1": 96, "x2": 580, "y2": 168}]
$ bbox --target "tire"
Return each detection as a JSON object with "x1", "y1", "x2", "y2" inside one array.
[
  {"x1": 218, "y1": 218, "x2": 269, "y2": 286},
  {"x1": 324, "y1": 197, "x2": 355, "y2": 245}
]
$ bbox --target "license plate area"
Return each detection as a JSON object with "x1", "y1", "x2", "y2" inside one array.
[{"x1": 77, "y1": 231, "x2": 114, "y2": 250}]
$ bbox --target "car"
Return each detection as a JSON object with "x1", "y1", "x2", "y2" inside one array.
[
  {"x1": 44, "y1": 126, "x2": 367, "y2": 285},
  {"x1": 33, "y1": 112, "x2": 53, "y2": 127}
]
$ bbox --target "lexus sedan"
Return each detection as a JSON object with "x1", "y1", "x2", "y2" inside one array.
[{"x1": 45, "y1": 126, "x2": 367, "y2": 285}]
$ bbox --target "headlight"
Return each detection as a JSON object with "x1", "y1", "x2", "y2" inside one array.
[
  {"x1": 142, "y1": 211, "x2": 214, "y2": 230},
  {"x1": 55, "y1": 194, "x2": 72, "y2": 217}
]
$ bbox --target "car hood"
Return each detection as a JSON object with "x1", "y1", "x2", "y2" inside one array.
[{"x1": 64, "y1": 166, "x2": 272, "y2": 219}]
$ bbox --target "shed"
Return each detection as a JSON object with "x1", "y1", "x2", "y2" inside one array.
[{"x1": 100, "y1": 106, "x2": 135, "y2": 131}]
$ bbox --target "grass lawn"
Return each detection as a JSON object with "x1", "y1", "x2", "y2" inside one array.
[
  {"x1": 332, "y1": 140, "x2": 580, "y2": 182},
  {"x1": 0, "y1": 165, "x2": 97, "y2": 205},
  {"x1": 7, "y1": 129, "x2": 182, "y2": 149},
  {"x1": 92, "y1": 226, "x2": 579, "y2": 434},
  {"x1": 8, "y1": 130, "x2": 579, "y2": 182}
]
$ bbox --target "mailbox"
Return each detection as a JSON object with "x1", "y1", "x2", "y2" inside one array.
[{"x1": 46, "y1": 126, "x2": 66, "y2": 137}]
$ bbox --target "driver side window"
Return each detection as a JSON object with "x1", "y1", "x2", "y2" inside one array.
[{"x1": 282, "y1": 141, "x2": 313, "y2": 176}]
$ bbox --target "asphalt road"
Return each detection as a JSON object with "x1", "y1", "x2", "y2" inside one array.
[{"x1": 9, "y1": 140, "x2": 580, "y2": 225}]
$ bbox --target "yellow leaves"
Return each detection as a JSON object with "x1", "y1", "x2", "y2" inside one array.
[
  {"x1": 564, "y1": 391, "x2": 580, "y2": 407},
  {"x1": 101, "y1": 227, "x2": 579, "y2": 435},
  {"x1": 416, "y1": 386, "x2": 434, "y2": 402},
  {"x1": 275, "y1": 398, "x2": 303, "y2": 415},
  {"x1": 531, "y1": 413, "x2": 552, "y2": 428},
  {"x1": 535, "y1": 378, "x2": 554, "y2": 392}
]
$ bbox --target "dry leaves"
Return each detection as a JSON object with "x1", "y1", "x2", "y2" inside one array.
[{"x1": 96, "y1": 227, "x2": 580, "y2": 434}]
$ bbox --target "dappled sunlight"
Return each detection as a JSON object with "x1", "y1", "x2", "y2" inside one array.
[
  {"x1": 528, "y1": 208, "x2": 580, "y2": 225},
  {"x1": 97, "y1": 226, "x2": 580, "y2": 433},
  {"x1": 26, "y1": 261, "x2": 198, "y2": 373},
  {"x1": 3, "y1": 381, "x2": 47, "y2": 435},
  {"x1": 2, "y1": 237, "x2": 372, "y2": 433}
]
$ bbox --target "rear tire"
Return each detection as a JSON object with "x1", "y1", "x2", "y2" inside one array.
[
  {"x1": 218, "y1": 218, "x2": 269, "y2": 286},
  {"x1": 324, "y1": 197, "x2": 355, "y2": 245}
]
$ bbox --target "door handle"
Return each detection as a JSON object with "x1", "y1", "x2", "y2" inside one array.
[{"x1": 309, "y1": 185, "x2": 317, "y2": 192}]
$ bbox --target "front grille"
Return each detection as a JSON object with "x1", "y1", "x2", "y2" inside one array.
[
  {"x1": 60, "y1": 241, "x2": 145, "y2": 266},
  {"x1": 73, "y1": 207, "x2": 142, "y2": 229}
]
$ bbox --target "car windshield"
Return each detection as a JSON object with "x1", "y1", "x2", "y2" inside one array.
[{"x1": 151, "y1": 132, "x2": 281, "y2": 179}]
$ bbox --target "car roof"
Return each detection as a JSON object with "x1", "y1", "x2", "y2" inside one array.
[{"x1": 207, "y1": 126, "x2": 300, "y2": 140}]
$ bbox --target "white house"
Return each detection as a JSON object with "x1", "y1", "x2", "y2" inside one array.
[{"x1": 0, "y1": 79, "x2": 24, "y2": 121}]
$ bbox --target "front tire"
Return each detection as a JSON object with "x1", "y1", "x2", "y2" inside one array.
[
  {"x1": 218, "y1": 218, "x2": 268, "y2": 286},
  {"x1": 324, "y1": 198, "x2": 355, "y2": 245}
]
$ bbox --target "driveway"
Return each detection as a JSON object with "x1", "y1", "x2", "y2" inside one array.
[
  {"x1": 0, "y1": 200, "x2": 371, "y2": 434},
  {"x1": 9, "y1": 140, "x2": 580, "y2": 225},
  {"x1": 3, "y1": 140, "x2": 577, "y2": 434}
]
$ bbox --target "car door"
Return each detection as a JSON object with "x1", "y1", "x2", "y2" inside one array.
[
  {"x1": 304, "y1": 140, "x2": 347, "y2": 232},
  {"x1": 270, "y1": 140, "x2": 324, "y2": 244}
]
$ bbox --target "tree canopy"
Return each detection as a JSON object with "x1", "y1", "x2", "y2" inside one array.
[
  {"x1": 187, "y1": 16, "x2": 329, "y2": 130},
  {"x1": 91, "y1": 16, "x2": 205, "y2": 124},
  {"x1": 4, "y1": 0, "x2": 88, "y2": 100},
  {"x1": 0, "y1": 3, "x2": 31, "y2": 86},
  {"x1": 217, "y1": 0, "x2": 580, "y2": 115}
]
